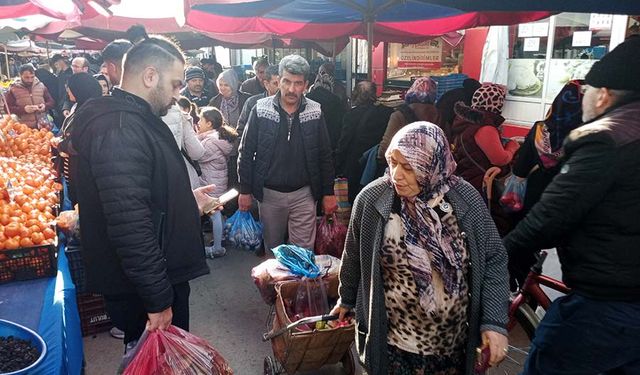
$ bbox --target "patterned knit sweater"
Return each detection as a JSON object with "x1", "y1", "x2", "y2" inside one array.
[{"x1": 337, "y1": 177, "x2": 509, "y2": 375}]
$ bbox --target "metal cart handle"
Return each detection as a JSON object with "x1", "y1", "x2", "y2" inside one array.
[{"x1": 263, "y1": 313, "x2": 345, "y2": 341}]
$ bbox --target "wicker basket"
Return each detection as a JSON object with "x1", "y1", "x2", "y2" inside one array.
[{"x1": 269, "y1": 280, "x2": 354, "y2": 374}]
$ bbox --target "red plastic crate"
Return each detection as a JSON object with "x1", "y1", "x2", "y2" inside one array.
[{"x1": 0, "y1": 244, "x2": 58, "y2": 284}]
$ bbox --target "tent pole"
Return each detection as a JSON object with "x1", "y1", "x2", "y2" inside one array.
[
  {"x1": 4, "y1": 45, "x2": 9, "y2": 79},
  {"x1": 367, "y1": 20, "x2": 373, "y2": 80},
  {"x1": 45, "y1": 41, "x2": 51, "y2": 68},
  {"x1": 332, "y1": 38, "x2": 336, "y2": 61}
]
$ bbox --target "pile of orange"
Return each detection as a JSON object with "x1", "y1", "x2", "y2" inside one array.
[
  {"x1": 0, "y1": 118, "x2": 60, "y2": 251},
  {"x1": 0, "y1": 118, "x2": 54, "y2": 165}
]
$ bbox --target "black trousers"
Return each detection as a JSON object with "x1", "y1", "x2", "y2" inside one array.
[{"x1": 104, "y1": 282, "x2": 191, "y2": 345}]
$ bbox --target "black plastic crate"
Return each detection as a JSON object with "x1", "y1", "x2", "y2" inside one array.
[
  {"x1": 65, "y1": 246, "x2": 85, "y2": 293},
  {"x1": 77, "y1": 293, "x2": 112, "y2": 337},
  {"x1": 0, "y1": 244, "x2": 57, "y2": 284}
]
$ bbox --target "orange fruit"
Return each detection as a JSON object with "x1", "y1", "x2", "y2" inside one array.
[
  {"x1": 4, "y1": 222, "x2": 20, "y2": 238},
  {"x1": 31, "y1": 232, "x2": 44, "y2": 245},
  {"x1": 4, "y1": 238, "x2": 19, "y2": 250},
  {"x1": 19, "y1": 237, "x2": 33, "y2": 248},
  {"x1": 43, "y1": 227, "x2": 56, "y2": 240}
]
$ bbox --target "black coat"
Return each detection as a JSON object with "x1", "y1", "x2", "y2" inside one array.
[
  {"x1": 511, "y1": 124, "x2": 559, "y2": 215},
  {"x1": 505, "y1": 100, "x2": 640, "y2": 301},
  {"x1": 238, "y1": 93, "x2": 335, "y2": 201},
  {"x1": 306, "y1": 86, "x2": 345, "y2": 151},
  {"x1": 70, "y1": 88, "x2": 209, "y2": 312},
  {"x1": 335, "y1": 103, "x2": 393, "y2": 203}
]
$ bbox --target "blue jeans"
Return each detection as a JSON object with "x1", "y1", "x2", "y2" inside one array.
[
  {"x1": 210, "y1": 211, "x2": 223, "y2": 250},
  {"x1": 522, "y1": 293, "x2": 640, "y2": 375}
]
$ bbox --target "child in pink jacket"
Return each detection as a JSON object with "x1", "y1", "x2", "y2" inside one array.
[{"x1": 197, "y1": 107, "x2": 238, "y2": 258}]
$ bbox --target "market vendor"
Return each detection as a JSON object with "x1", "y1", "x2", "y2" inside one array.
[{"x1": 5, "y1": 64, "x2": 56, "y2": 129}]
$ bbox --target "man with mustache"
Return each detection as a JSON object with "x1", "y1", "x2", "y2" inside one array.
[
  {"x1": 68, "y1": 27, "x2": 212, "y2": 356},
  {"x1": 238, "y1": 55, "x2": 337, "y2": 255},
  {"x1": 180, "y1": 66, "x2": 215, "y2": 107}
]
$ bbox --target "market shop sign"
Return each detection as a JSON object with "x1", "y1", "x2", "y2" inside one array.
[{"x1": 397, "y1": 40, "x2": 443, "y2": 69}]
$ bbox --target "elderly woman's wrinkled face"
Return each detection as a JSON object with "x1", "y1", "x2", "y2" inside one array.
[
  {"x1": 218, "y1": 79, "x2": 233, "y2": 98},
  {"x1": 388, "y1": 149, "x2": 421, "y2": 198}
]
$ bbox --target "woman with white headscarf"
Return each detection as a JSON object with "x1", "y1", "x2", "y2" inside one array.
[
  {"x1": 331, "y1": 122, "x2": 509, "y2": 375},
  {"x1": 209, "y1": 69, "x2": 251, "y2": 129}
]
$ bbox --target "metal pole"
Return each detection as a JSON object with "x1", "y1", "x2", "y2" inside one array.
[
  {"x1": 367, "y1": 19, "x2": 373, "y2": 80},
  {"x1": 45, "y1": 40, "x2": 51, "y2": 68},
  {"x1": 332, "y1": 38, "x2": 337, "y2": 61},
  {"x1": 3, "y1": 45, "x2": 9, "y2": 79}
]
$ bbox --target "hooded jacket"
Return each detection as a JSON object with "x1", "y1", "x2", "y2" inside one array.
[
  {"x1": 505, "y1": 100, "x2": 640, "y2": 301},
  {"x1": 197, "y1": 130, "x2": 234, "y2": 196},
  {"x1": 69, "y1": 88, "x2": 209, "y2": 312},
  {"x1": 451, "y1": 102, "x2": 517, "y2": 191}
]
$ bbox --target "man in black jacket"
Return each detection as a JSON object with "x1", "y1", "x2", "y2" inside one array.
[
  {"x1": 70, "y1": 30, "x2": 211, "y2": 350},
  {"x1": 238, "y1": 55, "x2": 337, "y2": 253},
  {"x1": 505, "y1": 36, "x2": 640, "y2": 374}
]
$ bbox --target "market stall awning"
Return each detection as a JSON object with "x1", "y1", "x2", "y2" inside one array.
[
  {"x1": 186, "y1": 0, "x2": 551, "y2": 42},
  {"x1": 414, "y1": 0, "x2": 640, "y2": 14}
]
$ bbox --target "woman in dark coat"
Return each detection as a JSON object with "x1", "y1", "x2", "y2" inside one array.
[
  {"x1": 512, "y1": 80, "x2": 585, "y2": 215},
  {"x1": 335, "y1": 81, "x2": 393, "y2": 203}
]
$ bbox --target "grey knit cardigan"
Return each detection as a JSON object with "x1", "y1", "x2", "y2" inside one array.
[{"x1": 337, "y1": 177, "x2": 509, "y2": 375}]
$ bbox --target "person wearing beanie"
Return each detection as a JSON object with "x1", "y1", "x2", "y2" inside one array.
[
  {"x1": 450, "y1": 82, "x2": 519, "y2": 235},
  {"x1": 505, "y1": 36, "x2": 640, "y2": 374},
  {"x1": 378, "y1": 77, "x2": 443, "y2": 160},
  {"x1": 180, "y1": 66, "x2": 215, "y2": 107}
]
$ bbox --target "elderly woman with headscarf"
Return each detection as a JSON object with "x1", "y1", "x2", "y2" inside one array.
[
  {"x1": 209, "y1": 69, "x2": 250, "y2": 211},
  {"x1": 209, "y1": 69, "x2": 251, "y2": 129},
  {"x1": 378, "y1": 77, "x2": 442, "y2": 160},
  {"x1": 331, "y1": 122, "x2": 509, "y2": 375},
  {"x1": 306, "y1": 70, "x2": 346, "y2": 151}
]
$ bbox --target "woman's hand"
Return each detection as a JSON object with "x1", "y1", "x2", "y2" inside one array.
[
  {"x1": 482, "y1": 330, "x2": 509, "y2": 366},
  {"x1": 329, "y1": 304, "x2": 350, "y2": 322}
]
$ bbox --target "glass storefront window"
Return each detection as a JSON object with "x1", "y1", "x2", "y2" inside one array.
[
  {"x1": 552, "y1": 13, "x2": 611, "y2": 59},
  {"x1": 507, "y1": 20, "x2": 550, "y2": 99}
]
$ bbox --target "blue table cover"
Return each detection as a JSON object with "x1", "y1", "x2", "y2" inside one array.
[{"x1": 0, "y1": 245, "x2": 84, "y2": 374}]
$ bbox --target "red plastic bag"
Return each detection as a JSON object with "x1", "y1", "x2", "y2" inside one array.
[
  {"x1": 292, "y1": 278, "x2": 329, "y2": 331},
  {"x1": 315, "y1": 214, "x2": 348, "y2": 258},
  {"x1": 122, "y1": 326, "x2": 233, "y2": 375}
]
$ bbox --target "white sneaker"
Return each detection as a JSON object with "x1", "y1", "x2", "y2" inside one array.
[
  {"x1": 110, "y1": 327, "x2": 125, "y2": 340},
  {"x1": 205, "y1": 246, "x2": 226, "y2": 258}
]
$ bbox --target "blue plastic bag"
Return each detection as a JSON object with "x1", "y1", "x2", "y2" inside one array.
[
  {"x1": 272, "y1": 245, "x2": 320, "y2": 278},
  {"x1": 225, "y1": 210, "x2": 263, "y2": 251}
]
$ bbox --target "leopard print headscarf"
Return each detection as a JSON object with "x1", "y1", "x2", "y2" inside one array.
[{"x1": 471, "y1": 83, "x2": 507, "y2": 115}]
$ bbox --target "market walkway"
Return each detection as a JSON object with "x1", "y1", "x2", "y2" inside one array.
[
  {"x1": 83, "y1": 247, "x2": 562, "y2": 374},
  {"x1": 82, "y1": 247, "x2": 360, "y2": 375}
]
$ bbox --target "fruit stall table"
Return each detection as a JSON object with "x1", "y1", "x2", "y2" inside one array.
[
  {"x1": 0, "y1": 244, "x2": 84, "y2": 374},
  {"x1": 0, "y1": 119, "x2": 83, "y2": 374}
]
